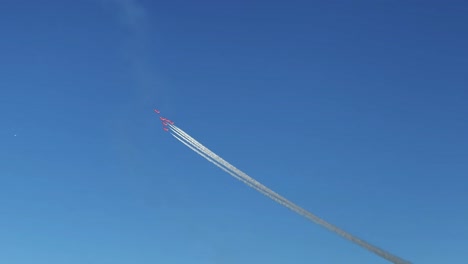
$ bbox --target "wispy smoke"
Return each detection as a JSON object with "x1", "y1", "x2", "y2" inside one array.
[
  {"x1": 107, "y1": 0, "x2": 147, "y2": 30},
  {"x1": 101, "y1": 0, "x2": 162, "y2": 105}
]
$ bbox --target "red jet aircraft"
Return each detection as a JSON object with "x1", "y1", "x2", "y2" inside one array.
[
  {"x1": 165, "y1": 119, "x2": 174, "y2": 125},
  {"x1": 154, "y1": 109, "x2": 173, "y2": 131}
]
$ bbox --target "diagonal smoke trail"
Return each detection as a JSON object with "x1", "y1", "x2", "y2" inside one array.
[
  {"x1": 170, "y1": 127, "x2": 298, "y2": 207},
  {"x1": 171, "y1": 124, "x2": 374, "y2": 234},
  {"x1": 170, "y1": 125, "x2": 302, "y2": 207},
  {"x1": 170, "y1": 129, "x2": 305, "y2": 212},
  {"x1": 170, "y1": 125, "x2": 411, "y2": 264},
  {"x1": 171, "y1": 132, "x2": 250, "y2": 185},
  {"x1": 168, "y1": 124, "x2": 411, "y2": 264}
]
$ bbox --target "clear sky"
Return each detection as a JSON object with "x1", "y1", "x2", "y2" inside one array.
[{"x1": 1, "y1": 1, "x2": 467, "y2": 263}]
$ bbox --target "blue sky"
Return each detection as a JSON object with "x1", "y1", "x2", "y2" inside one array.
[{"x1": 1, "y1": 0, "x2": 467, "y2": 263}]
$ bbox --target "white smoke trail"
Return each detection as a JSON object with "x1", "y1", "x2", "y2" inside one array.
[
  {"x1": 170, "y1": 125, "x2": 359, "y2": 229},
  {"x1": 170, "y1": 127, "x2": 297, "y2": 205},
  {"x1": 170, "y1": 129, "x2": 304, "y2": 211},
  {"x1": 168, "y1": 124, "x2": 411, "y2": 264},
  {"x1": 171, "y1": 132, "x2": 250, "y2": 185},
  {"x1": 169, "y1": 129, "x2": 354, "y2": 253},
  {"x1": 171, "y1": 129, "x2": 291, "y2": 202},
  {"x1": 170, "y1": 126, "x2": 356, "y2": 231},
  {"x1": 170, "y1": 125, "x2": 302, "y2": 209}
]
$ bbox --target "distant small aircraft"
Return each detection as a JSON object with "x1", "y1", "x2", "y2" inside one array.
[
  {"x1": 154, "y1": 109, "x2": 174, "y2": 130},
  {"x1": 159, "y1": 117, "x2": 173, "y2": 125}
]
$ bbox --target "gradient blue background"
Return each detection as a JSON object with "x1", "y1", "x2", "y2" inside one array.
[{"x1": 1, "y1": 1, "x2": 467, "y2": 263}]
